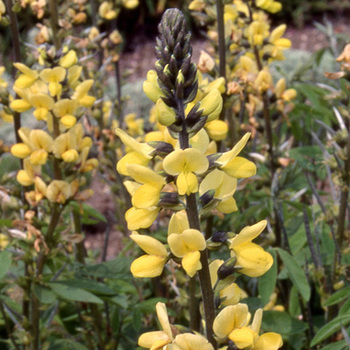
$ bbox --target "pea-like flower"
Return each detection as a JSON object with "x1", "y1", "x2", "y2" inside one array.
[
  {"x1": 138, "y1": 302, "x2": 173, "y2": 349},
  {"x1": 230, "y1": 220, "x2": 273, "y2": 277},
  {"x1": 168, "y1": 228, "x2": 206, "y2": 277},
  {"x1": 215, "y1": 133, "x2": 256, "y2": 179},
  {"x1": 40, "y1": 67, "x2": 66, "y2": 97},
  {"x1": 130, "y1": 232, "x2": 168, "y2": 278},
  {"x1": 213, "y1": 304, "x2": 282, "y2": 349},
  {"x1": 163, "y1": 148, "x2": 209, "y2": 196}
]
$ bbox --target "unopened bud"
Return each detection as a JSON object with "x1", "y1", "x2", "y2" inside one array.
[
  {"x1": 147, "y1": 141, "x2": 174, "y2": 158},
  {"x1": 217, "y1": 257, "x2": 237, "y2": 280},
  {"x1": 212, "y1": 231, "x2": 228, "y2": 243}
]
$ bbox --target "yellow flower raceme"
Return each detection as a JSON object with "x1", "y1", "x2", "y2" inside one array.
[
  {"x1": 168, "y1": 228, "x2": 206, "y2": 277},
  {"x1": 216, "y1": 133, "x2": 256, "y2": 178},
  {"x1": 130, "y1": 232, "x2": 167, "y2": 278},
  {"x1": 138, "y1": 302, "x2": 173, "y2": 349},
  {"x1": 163, "y1": 148, "x2": 209, "y2": 196},
  {"x1": 230, "y1": 220, "x2": 273, "y2": 277}
]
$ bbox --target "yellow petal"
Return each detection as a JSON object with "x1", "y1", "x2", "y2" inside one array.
[
  {"x1": 217, "y1": 197, "x2": 238, "y2": 214},
  {"x1": 62, "y1": 149, "x2": 79, "y2": 163},
  {"x1": 233, "y1": 242, "x2": 273, "y2": 277},
  {"x1": 172, "y1": 334, "x2": 214, "y2": 350},
  {"x1": 216, "y1": 133, "x2": 251, "y2": 166},
  {"x1": 130, "y1": 232, "x2": 167, "y2": 257},
  {"x1": 229, "y1": 327, "x2": 255, "y2": 349},
  {"x1": 221, "y1": 156, "x2": 256, "y2": 178},
  {"x1": 125, "y1": 207, "x2": 159, "y2": 230},
  {"x1": 17, "y1": 170, "x2": 34, "y2": 186},
  {"x1": 168, "y1": 233, "x2": 187, "y2": 257},
  {"x1": 213, "y1": 305, "x2": 237, "y2": 339},
  {"x1": 163, "y1": 149, "x2": 185, "y2": 175},
  {"x1": 254, "y1": 332, "x2": 283, "y2": 350},
  {"x1": 182, "y1": 229, "x2": 206, "y2": 251},
  {"x1": 168, "y1": 211, "x2": 189, "y2": 235},
  {"x1": 156, "y1": 98, "x2": 176, "y2": 126},
  {"x1": 10, "y1": 99, "x2": 32, "y2": 113},
  {"x1": 177, "y1": 171, "x2": 198, "y2": 196},
  {"x1": 11, "y1": 143, "x2": 31, "y2": 158},
  {"x1": 130, "y1": 255, "x2": 166, "y2": 278},
  {"x1": 30, "y1": 149, "x2": 48, "y2": 165},
  {"x1": 117, "y1": 151, "x2": 150, "y2": 176},
  {"x1": 138, "y1": 331, "x2": 170, "y2": 348},
  {"x1": 126, "y1": 164, "x2": 165, "y2": 186},
  {"x1": 132, "y1": 183, "x2": 162, "y2": 208},
  {"x1": 156, "y1": 303, "x2": 173, "y2": 341},
  {"x1": 59, "y1": 50, "x2": 78, "y2": 68},
  {"x1": 182, "y1": 251, "x2": 202, "y2": 277},
  {"x1": 230, "y1": 220, "x2": 267, "y2": 247}
]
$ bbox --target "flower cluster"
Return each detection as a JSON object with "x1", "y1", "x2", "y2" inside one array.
[{"x1": 116, "y1": 8, "x2": 282, "y2": 350}]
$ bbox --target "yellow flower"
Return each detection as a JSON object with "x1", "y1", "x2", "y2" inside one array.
[
  {"x1": 122, "y1": 0, "x2": 138, "y2": 9},
  {"x1": 71, "y1": 80, "x2": 95, "y2": 107},
  {"x1": 200, "y1": 169, "x2": 238, "y2": 213},
  {"x1": 115, "y1": 128, "x2": 154, "y2": 176},
  {"x1": 163, "y1": 148, "x2": 209, "y2": 196},
  {"x1": 172, "y1": 333, "x2": 214, "y2": 350},
  {"x1": 168, "y1": 228, "x2": 206, "y2": 277},
  {"x1": 59, "y1": 50, "x2": 78, "y2": 69},
  {"x1": 11, "y1": 128, "x2": 53, "y2": 165},
  {"x1": 230, "y1": 221, "x2": 273, "y2": 277},
  {"x1": 156, "y1": 99, "x2": 176, "y2": 126},
  {"x1": 125, "y1": 206, "x2": 160, "y2": 231},
  {"x1": 16, "y1": 159, "x2": 41, "y2": 186},
  {"x1": 40, "y1": 67, "x2": 66, "y2": 97},
  {"x1": 138, "y1": 302, "x2": 173, "y2": 349},
  {"x1": 143, "y1": 70, "x2": 164, "y2": 103},
  {"x1": 0, "y1": 0, "x2": 5, "y2": 21},
  {"x1": 46, "y1": 180, "x2": 74, "y2": 203},
  {"x1": 13, "y1": 63, "x2": 39, "y2": 89},
  {"x1": 130, "y1": 232, "x2": 167, "y2": 278},
  {"x1": 126, "y1": 164, "x2": 165, "y2": 208},
  {"x1": 205, "y1": 120, "x2": 228, "y2": 141},
  {"x1": 10, "y1": 87, "x2": 32, "y2": 113},
  {"x1": 53, "y1": 131, "x2": 79, "y2": 163},
  {"x1": 99, "y1": 1, "x2": 118, "y2": 20},
  {"x1": 53, "y1": 99, "x2": 78, "y2": 128},
  {"x1": 199, "y1": 89, "x2": 223, "y2": 122},
  {"x1": 256, "y1": 0, "x2": 282, "y2": 13},
  {"x1": 28, "y1": 93, "x2": 54, "y2": 121},
  {"x1": 216, "y1": 133, "x2": 256, "y2": 178}
]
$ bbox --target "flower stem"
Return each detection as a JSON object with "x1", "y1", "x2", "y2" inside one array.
[{"x1": 48, "y1": 0, "x2": 61, "y2": 50}]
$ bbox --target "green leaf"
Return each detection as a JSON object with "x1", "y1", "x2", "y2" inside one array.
[
  {"x1": 33, "y1": 284, "x2": 57, "y2": 304},
  {"x1": 340, "y1": 299, "x2": 350, "y2": 316},
  {"x1": 75, "y1": 257, "x2": 132, "y2": 279},
  {"x1": 70, "y1": 202, "x2": 107, "y2": 224},
  {"x1": 277, "y1": 248, "x2": 310, "y2": 302},
  {"x1": 48, "y1": 283, "x2": 103, "y2": 304},
  {"x1": 259, "y1": 249, "x2": 277, "y2": 306},
  {"x1": 58, "y1": 279, "x2": 117, "y2": 296},
  {"x1": 289, "y1": 285, "x2": 301, "y2": 318},
  {"x1": 323, "y1": 286, "x2": 350, "y2": 307},
  {"x1": 137, "y1": 298, "x2": 168, "y2": 314},
  {"x1": 0, "y1": 219, "x2": 12, "y2": 227},
  {"x1": 261, "y1": 310, "x2": 308, "y2": 337},
  {"x1": 0, "y1": 250, "x2": 11, "y2": 279},
  {"x1": 311, "y1": 314, "x2": 350, "y2": 347},
  {"x1": 320, "y1": 340, "x2": 348, "y2": 350}
]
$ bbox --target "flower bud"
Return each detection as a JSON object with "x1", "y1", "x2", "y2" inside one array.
[
  {"x1": 217, "y1": 257, "x2": 237, "y2": 280},
  {"x1": 156, "y1": 99, "x2": 177, "y2": 126}
]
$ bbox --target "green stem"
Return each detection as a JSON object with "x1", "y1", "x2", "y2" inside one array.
[{"x1": 48, "y1": 0, "x2": 61, "y2": 50}]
